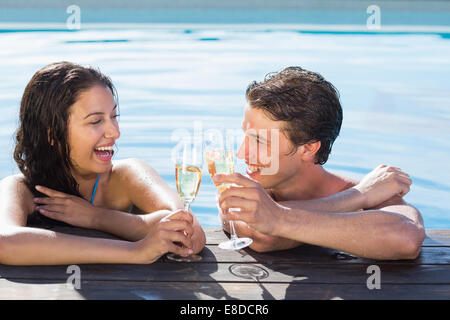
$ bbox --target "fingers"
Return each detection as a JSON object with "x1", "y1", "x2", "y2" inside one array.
[
  {"x1": 219, "y1": 195, "x2": 256, "y2": 214},
  {"x1": 167, "y1": 230, "x2": 193, "y2": 250},
  {"x1": 162, "y1": 219, "x2": 194, "y2": 237},
  {"x1": 397, "y1": 180, "x2": 410, "y2": 196},
  {"x1": 34, "y1": 197, "x2": 66, "y2": 205},
  {"x1": 35, "y1": 204, "x2": 65, "y2": 212},
  {"x1": 380, "y1": 165, "x2": 413, "y2": 188},
  {"x1": 396, "y1": 173, "x2": 412, "y2": 186},
  {"x1": 219, "y1": 186, "x2": 261, "y2": 203},
  {"x1": 220, "y1": 204, "x2": 253, "y2": 224},
  {"x1": 213, "y1": 172, "x2": 259, "y2": 188},
  {"x1": 167, "y1": 242, "x2": 194, "y2": 257},
  {"x1": 35, "y1": 185, "x2": 68, "y2": 198},
  {"x1": 168, "y1": 210, "x2": 194, "y2": 224},
  {"x1": 36, "y1": 207, "x2": 66, "y2": 222},
  {"x1": 384, "y1": 167, "x2": 412, "y2": 196},
  {"x1": 380, "y1": 165, "x2": 411, "y2": 178}
]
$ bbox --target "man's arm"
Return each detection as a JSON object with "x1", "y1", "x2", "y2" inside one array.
[
  {"x1": 220, "y1": 186, "x2": 369, "y2": 252},
  {"x1": 216, "y1": 166, "x2": 424, "y2": 259},
  {"x1": 222, "y1": 193, "x2": 425, "y2": 259},
  {"x1": 274, "y1": 198, "x2": 425, "y2": 260}
]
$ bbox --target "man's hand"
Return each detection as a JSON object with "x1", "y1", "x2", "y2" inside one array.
[
  {"x1": 354, "y1": 164, "x2": 412, "y2": 209},
  {"x1": 213, "y1": 173, "x2": 288, "y2": 236}
]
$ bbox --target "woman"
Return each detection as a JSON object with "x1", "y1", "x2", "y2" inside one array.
[{"x1": 0, "y1": 61, "x2": 205, "y2": 265}]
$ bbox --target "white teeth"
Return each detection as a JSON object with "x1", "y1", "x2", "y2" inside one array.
[
  {"x1": 247, "y1": 165, "x2": 261, "y2": 173},
  {"x1": 95, "y1": 146, "x2": 114, "y2": 151}
]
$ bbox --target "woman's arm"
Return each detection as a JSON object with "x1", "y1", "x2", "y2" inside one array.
[
  {"x1": 94, "y1": 158, "x2": 206, "y2": 254},
  {"x1": 0, "y1": 175, "x2": 194, "y2": 265},
  {"x1": 0, "y1": 225, "x2": 137, "y2": 265},
  {"x1": 36, "y1": 158, "x2": 205, "y2": 254}
]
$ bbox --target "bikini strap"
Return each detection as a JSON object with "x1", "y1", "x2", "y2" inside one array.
[{"x1": 90, "y1": 174, "x2": 100, "y2": 204}]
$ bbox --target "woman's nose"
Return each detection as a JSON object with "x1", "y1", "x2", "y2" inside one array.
[{"x1": 105, "y1": 122, "x2": 120, "y2": 139}]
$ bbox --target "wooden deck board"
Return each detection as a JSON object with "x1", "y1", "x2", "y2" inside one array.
[
  {"x1": 0, "y1": 227, "x2": 449, "y2": 300},
  {"x1": 1, "y1": 279, "x2": 449, "y2": 300},
  {"x1": 1, "y1": 260, "x2": 449, "y2": 284}
]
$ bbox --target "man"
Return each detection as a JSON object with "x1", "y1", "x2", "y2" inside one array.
[{"x1": 214, "y1": 67, "x2": 425, "y2": 260}]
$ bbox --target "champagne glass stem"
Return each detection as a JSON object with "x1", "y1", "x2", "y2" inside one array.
[
  {"x1": 229, "y1": 220, "x2": 238, "y2": 241},
  {"x1": 184, "y1": 201, "x2": 191, "y2": 212}
]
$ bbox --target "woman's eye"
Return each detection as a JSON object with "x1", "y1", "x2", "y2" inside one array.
[
  {"x1": 112, "y1": 114, "x2": 120, "y2": 119},
  {"x1": 90, "y1": 119, "x2": 101, "y2": 125}
]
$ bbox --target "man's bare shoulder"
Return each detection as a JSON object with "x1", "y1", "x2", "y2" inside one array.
[{"x1": 332, "y1": 173, "x2": 359, "y2": 192}]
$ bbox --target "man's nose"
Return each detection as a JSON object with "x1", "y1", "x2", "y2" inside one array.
[{"x1": 236, "y1": 139, "x2": 246, "y2": 160}]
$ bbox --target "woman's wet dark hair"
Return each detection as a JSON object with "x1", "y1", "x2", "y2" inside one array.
[
  {"x1": 14, "y1": 61, "x2": 118, "y2": 200},
  {"x1": 246, "y1": 66, "x2": 343, "y2": 165}
]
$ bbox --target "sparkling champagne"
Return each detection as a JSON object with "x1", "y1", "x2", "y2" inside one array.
[
  {"x1": 206, "y1": 150, "x2": 234, "y2": 192},
  {"x1": 175, "y1": 164, "x2": 202, "y2": 203},
  {"x1": 205, "y1": 148, "x2": 253, "y2": 250}
]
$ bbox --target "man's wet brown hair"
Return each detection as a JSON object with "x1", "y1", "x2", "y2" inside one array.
[{"x1": 246, "y1": 66, "x2": 342, "y2": 165}]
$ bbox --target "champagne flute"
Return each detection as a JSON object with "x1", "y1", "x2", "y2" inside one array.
[
  {"x1": 205, "y1": 148, "x2": 253, "y2": 250},
  {"x1": 166, "y1": 140, "x2": 203, "y2": 262}
]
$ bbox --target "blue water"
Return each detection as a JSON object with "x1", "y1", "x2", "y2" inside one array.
[{"x1": 0, "y1": 26, "x2": 449, "y2": 229}]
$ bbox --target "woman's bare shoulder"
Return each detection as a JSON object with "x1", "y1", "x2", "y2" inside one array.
[
  {"x1": 0, "y1": 173, "x2": 32, "y2": 195},
  {"x1": 106, "y1": 158, "x2": 166, "y2": 210},
  {"x1": 0, "y1": 173, "x2": 35, "y2": 223},
  {"x1": 110, "y1": 158, "x2": 161, "y2": 182},
  {"x1": 109, "y1": 158, "x2": 180, "y2": 213}
]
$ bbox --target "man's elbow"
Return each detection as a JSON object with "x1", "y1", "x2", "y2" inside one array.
[
  {"x1": 250, "y1": 240, "x2": 275, "y2": 253},
  {"x1": 395, "y1": 223, "x2": 425, "y2": 260},
  {"x1": 249, "y1": 235, "x2": 301, "y2": 253},
  {"x1": 249, "y1": 234, "x2": 279, "y2": 253}
]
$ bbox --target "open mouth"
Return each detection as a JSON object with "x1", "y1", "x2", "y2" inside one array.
[
  {"x1": 247, "y1": 164, "x2": 262, "y2": 174},
  {"x1": 94, "y1": 145, "x2": 114, "y2": 161}
]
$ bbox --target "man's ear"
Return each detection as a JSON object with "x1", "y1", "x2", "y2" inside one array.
[{"x1": 299, "y1": 140, "x2": 321, "y2": 162}]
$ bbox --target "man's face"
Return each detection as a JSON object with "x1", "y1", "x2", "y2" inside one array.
[{"x1": 237, "y1": 103, "x2": 303, "y2": 189}]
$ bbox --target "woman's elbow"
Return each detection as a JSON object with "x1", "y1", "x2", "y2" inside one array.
[
  {"x1": 0, "y1": 237, "x2": 4, "y2": 264},
  {"x1": 0, "y1": 232, "x2": 12, "y2": 265}
]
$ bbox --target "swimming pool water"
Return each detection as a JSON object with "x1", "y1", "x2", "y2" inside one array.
[{"x1": 0, "y1": 26, "x2": 449, "y2": 228}]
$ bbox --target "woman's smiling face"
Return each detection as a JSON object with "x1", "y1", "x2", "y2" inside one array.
[{"x1": 67, "y1": 85, "x2": 120, "y2": 177}]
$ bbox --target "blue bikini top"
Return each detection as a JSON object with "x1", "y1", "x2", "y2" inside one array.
[{"x1": 90, "y1": 174, "x2": 100, "y2": 204}]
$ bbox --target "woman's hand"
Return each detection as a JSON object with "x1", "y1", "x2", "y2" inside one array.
[
  {"x1": 33, "y1": 185, "x2": 100, "y2": 228},
  {"x1": 134, "y1": 209, "x2": 194, "y2": 264}
]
